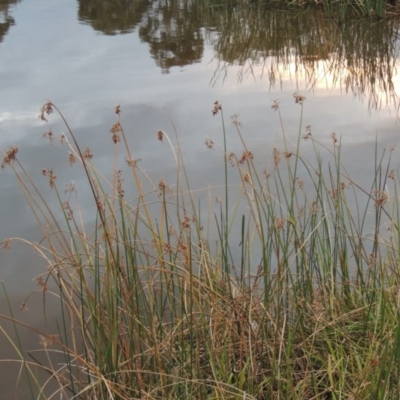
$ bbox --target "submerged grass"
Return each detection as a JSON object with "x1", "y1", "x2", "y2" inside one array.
[{"x1": 1, "y1": 97, "x2": 400, "y2": 399}]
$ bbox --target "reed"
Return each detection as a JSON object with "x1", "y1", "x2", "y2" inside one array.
[{"x1": 2, "y1": 97, "x2": 400, "y2": 399}]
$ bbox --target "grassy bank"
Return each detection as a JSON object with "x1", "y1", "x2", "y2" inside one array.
[{"x1": 2, "y1": 98, "x2": 400, "y2": 399}]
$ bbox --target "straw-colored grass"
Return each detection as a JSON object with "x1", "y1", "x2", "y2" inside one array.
[{"x1": 2, "y1": 97, "x2": 400, "y2": 399}]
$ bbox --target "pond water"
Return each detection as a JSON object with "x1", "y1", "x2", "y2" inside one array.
[{"x1": 1, "y1": 0, "x2": 400, "y2": 397}]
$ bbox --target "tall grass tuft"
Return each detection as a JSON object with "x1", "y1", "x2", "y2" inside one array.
[{"x1": 2, "y1": 97, "x2": 400, "y2": 399}]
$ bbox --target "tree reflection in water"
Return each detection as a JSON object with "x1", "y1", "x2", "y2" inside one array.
[
  {"x1": 78, "y1": 0, "x2": 400, "y2": 110},
  {"x1": 0, "y1": 0, "x2": 20, "y2": 44}
]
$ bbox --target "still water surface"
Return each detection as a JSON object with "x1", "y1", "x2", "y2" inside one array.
[{"x1": 1, "y1": 0, "x2": 400, "y2": 397}]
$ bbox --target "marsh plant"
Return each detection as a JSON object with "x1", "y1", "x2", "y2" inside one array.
[{"x1": 2, "y1": 97, "x2": 400, "y2": 399}]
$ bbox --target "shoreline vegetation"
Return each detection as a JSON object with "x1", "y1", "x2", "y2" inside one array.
[
  {"x1": 2, "y1": 98, "x2": 400, "y2": 398},
  {"x1": 81, "y1": 1, "x2": 400, "y2": 113},
  {"x1": 201, "y1": 0, "x2": 399, "y2": 20}
]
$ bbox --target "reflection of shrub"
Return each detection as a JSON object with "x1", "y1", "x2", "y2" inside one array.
[
  {"x1": 78, "y1": 0, "x2": 152, "y2": 35},
  {"x1": 2, "y1": 98, "x2": 400, "y2": 398},
  {"x1": 208, "y1": 7, "x2": 399, "y2": 111},
  {"x1": 0, "y1": 0, "x2": 19, "y2": 44}
]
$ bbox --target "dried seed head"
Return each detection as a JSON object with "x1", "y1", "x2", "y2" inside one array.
[
  {"x1": 303, "y1": 125, "x2": 312, "y2": 140},
  {"x1": 182, "y1": 216, "x2": 191, "y2": 229},
  {"x1": 83, "y1": 147, "x2": 93, "y2": 159},
  {"x1": 212, "y1": 101, "x2": 222, "y2": 116},
  {"x1": 42, "y1": 169, "x2": 57, "y2": 188},
  {"x1": 64, "y1": 182, "x2": 76, "y2": 194},
  {"x1": 273, "y1": 148, "x2": 281, "y2": 168},
  {"x1": 115, "y1": 105, "x2": 121, "y2": 115},
  {"x1": 242, "y1": 172, "x2": 252, "y2": 185},
  {"x1": 157, "y1": 130, "x2": 164, "y2": 141},
  {"x1": 1, "y1": 146, "x2": 18, "y2": 169},
  {"x1": 39, "y1": 332, "x2": 58, "y2": 348},
  {"x1": 39, "y1": 101, "x2": 53, "y2": 122},
  {"x1": 163, "y1": 242, "x2": 172, "y2": 254},
  {"x1": 158, "y1": 178, "x2": 166, "y2": 196},
  {"x1": 389, "y1": 169, "x2": 395, "y2": 180},
  {"x1": 62, "y1": 201, "x2": 73, "y2": 220},
  {"x1": 227, "y1": 152, "x2": 236, "y2": 167},
  {"x1": 331, "y1": 132, "x2": 338, "y2": 144},
  {"x1": 96, "y1": 197, "x2": 103, "y2": 212},
  {"x1": 374, "y1": 190, "x2": 388, "y2": 208},
  {"x1": 42, "y1": 129, "x2": 54, "y2": 144},
  {"x1": 311, "y1": 200, "x2": 319, "y2": 215},
  {"x1": 204, "y1": 137, "x2": 214, "y2": 149},
  {"x1": 239, "y1": 150, "x2": 253, "y2": 164},
  {"x1": 284, "y1": 152, "x2": 293, "y2": 159},
  {"x1": 274, "y1": 217, "x2": 284, "y2": 231},
  {"x1": 2, "y1": 238, "x2": 11, "y2": 250},
  {"x1": 296, "y1": 177, "x2": 304, "y2": 189},
  {"x1": 293, "y1": 93, "x2": 306, "y2": 104},
  {"x1": 271, "y1": 100, "x2": 280, "y2": 111},
  {"x1": 68, "y1": 153, "x2": 77, "y2": 166},
  {"x1": 231, "y1": 113, "x2": 242, "y2": 128},
  {"x1": 125, "y1": 157, "x2": 140, "y2": 167},
  {"x1": 368, "y1": 253, "x2": 377, "y2": 267},
  {"x1": 110, "y1": 122, "x2": 122, "y2": 143},
  {"x1": 115, "y1": 170, "x2": 124, "y2": 198}
]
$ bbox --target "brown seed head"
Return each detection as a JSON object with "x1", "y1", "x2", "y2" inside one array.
[
  {"x1": 42, "y1": 169, "x2": 57, "y2": 188},
  {"x1": 39, "y1": 101, "x2": 53, "y2": 122},
  {"x1": 42, "y1": 129, "x2": 54, "y2": 144},
  {"x1": 64, "y1": 183, "x2": 76, "y2": 194},
  {"x1": 115, "y1": 105, "x2": 121, "y2": 115},
  {"x1": 239, "y1": 150, "x2": 253, "y2": 164},
  {"x1": 374, "y1": 190, "x2": 388, "y2": 208},
  {"x1": 231, "y1": 113, "x2": 242, "y2": 128},
  {"x1": 303, "y1": 125, "x2": 312, "y2": 140},
  {"x1": 1, "y1": 146, "x2": 18, "y2": 169},
  {"x1": 242, "y1": 172, "x2": 252, "y2": 185},
  {"x1": 182, "y1": 216, "x2": 191, "y2": 229},
  {"x1": 273, "y1": 148, "x2": 281, "y2": 168},
  {"x1": 296, "y1": 177, "x2": 304, "y2": 189},
  {"x1": 157, "y1": 130, "x2": 164, "y2": 141},
  {"x1": 83, "y1": 147, "x2": 93, "y2": 159},
  {"x1": 274, "y1": 217, "x2": 284, "y2": 231},
  {"x1": 212, "y1": 101, "x2": 222, "y2": 116},
  {"x1": 125, "y1": 157, "x2": 140, "y2": 167},
  {"x1": 204, "y1": 137, "x2": 214, "y2": 149},
  {"x1": 68, "y1": 153, "x2": 77, "y2": 166},
  {"x1": 271, "y1": 100, "x2": 280, "y2": 111},
  {"x1": 227, "y1": 152, "x2": 236, "y2": 167},
  {"x1": 115, "y1": 170, "x2": 124, "y2": 197},
  {"x1": 110, "y1": 122, "x2": 122, "y2": 143},
  {"x1": 293, "y1": 93, "x2": 306, "y2": 105}
]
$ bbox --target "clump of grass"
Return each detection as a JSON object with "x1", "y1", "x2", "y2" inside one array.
[{"x1": 2, "y1": 97, "x2": 400, "y2": 399}]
